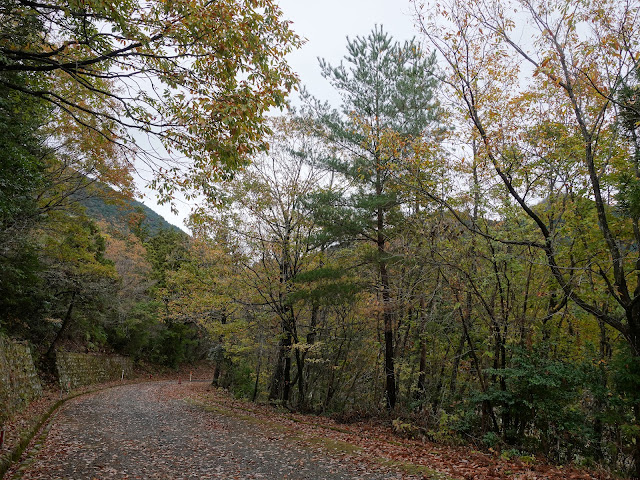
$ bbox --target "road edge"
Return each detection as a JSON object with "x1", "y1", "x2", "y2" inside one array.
[{"x1": 0, "y1": 380, "x2": 153, "y2": 479}]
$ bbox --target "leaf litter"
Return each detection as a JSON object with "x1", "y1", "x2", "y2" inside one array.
[{"x1": 4, "y1": 381, "x2": 618, "y2": 480}]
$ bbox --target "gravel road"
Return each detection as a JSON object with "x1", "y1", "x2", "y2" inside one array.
[{"x1": 5, "y1": 382, "x2": 412, "y2": 480}]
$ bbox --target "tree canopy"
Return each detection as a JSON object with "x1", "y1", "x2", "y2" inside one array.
[
  {"x1": 0, "y1": 0, "x2": 302, "y2": 201},
  {"x1": 306, "y1": 26, "x2": 442, "y2": 409},
  {"x1": 6, "y1": 2, "x2": 640, "y2": 477}
]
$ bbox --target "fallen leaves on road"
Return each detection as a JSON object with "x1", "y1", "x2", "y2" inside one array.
[{"x1": 3, "y1": 380, "x2": 622, "y2": 480}]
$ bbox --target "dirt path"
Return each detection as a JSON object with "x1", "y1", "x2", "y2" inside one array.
[{"x1": 4, "y1": 382, "x2": 417, "y2": 480}]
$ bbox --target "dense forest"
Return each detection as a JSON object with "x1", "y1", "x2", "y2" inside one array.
[{"x1": 1, "y1": 0, "x2": 640, "y2": 477}]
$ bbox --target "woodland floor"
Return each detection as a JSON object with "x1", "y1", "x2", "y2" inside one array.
[{"x1": 3, "y1": 381, "x2": 617, "y2": 480}]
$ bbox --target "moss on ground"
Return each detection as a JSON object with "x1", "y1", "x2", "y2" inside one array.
[{"x1": 187, "y1": 392, "x2": 456, "y2": 480}]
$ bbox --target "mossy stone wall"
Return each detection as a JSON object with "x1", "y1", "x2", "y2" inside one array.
[
  {"x1": 0, "y1": 335, "x2": 42, "y2": 423},
  {"x1": 55, "y1": 352, "x2": 133, "y2": 390},
  {"x1": 0, "y1": 337, "x2": 134, "y2": 422}
]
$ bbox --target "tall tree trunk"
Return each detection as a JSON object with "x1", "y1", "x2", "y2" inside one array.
[
  {"x1": 252, "y1": 358, "x2": 261, "y2": 402},
  {"x1": 629, "y1": 315, "x2": 640, "y2": 480},
  {"x1": 211, "y1": 310, "x2": 227, "y2": 387},
  {"x1": 282, "y1": 342, "x2": 291, "y2": 405},
  {"x1": 269, "y1": 323, "x2": 292, "y2": 405},
  {"x1": 45, "y1": 290, "x2": 77, "y2": 371},
  {"x1": 633, "y1": 401, "x2": 640, "y2": 480},
  {"x1": 322, "y1": 336, "x2": 346, "y2": 412},
  {"x1": 416, "y1": 331, "x2": 428, "y2": 399},
  {"x1": 461, "y1": 293, "x2": 499, "y2": 433},
  {"x1": 416, "y1": 273, "x2": 442, "y2": 403},
  {"x1": 270, "y1": 226, "x2": 295, "y2": 405},
  {"x1": 295, "y1": 348, "x2": 305, "y2": 409},
  {"x1": 296, "y1": 303, "x2": 319, "y2": 411},
  {"x1": 464, "y1": 141, "x2": 498, "y2": 431},
  {"x1": 381, "y1": 260, "x2": 396, "y2": 410},
  {"x1": 431, "y1": 361, "x2": 446, "y2": 415},
  {"x1": 376, "y1": 164, "x2": 396, "y2": 410},
  {"x1": 449, "y1": 333, "x2": 465, "y2": 397},
  {"x1": 592, "y1": 318, "x2": 609, "y2": 461}
]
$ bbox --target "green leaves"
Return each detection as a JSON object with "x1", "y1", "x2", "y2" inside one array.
[
  {"x1": 306, "y1": 26, "x2": 443, "y2": 245},
  {"x1": 0, "y1": 89, "x2": 46, "y2": 230},
  {"x1": 0, "y1": 0, "x2": 303, "y2": 203},
  {"x1": 615, "y1": 173, "x2": 640, "y2": 221}
]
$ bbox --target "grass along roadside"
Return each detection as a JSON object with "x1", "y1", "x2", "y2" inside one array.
[
  {"x1": 0, "y1": 394, "x2": 64, "y2": 480},
  {"x1": 181, "y1": 383, "x2": 617, "y2": 480},
  {"x1": 184, "y1": 385, "x2": 457, "y2": 480}
]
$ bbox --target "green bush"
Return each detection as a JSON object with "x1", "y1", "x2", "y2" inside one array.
[
  {"x1": 478, "y1": 346, "x2": 592, "y2": 461},
  {"x1": 107, "y1": 301, "x2": 202, "y2": 368},
  {"x1": 226, "y1": 360, "x2": 255, "y2": 399}
]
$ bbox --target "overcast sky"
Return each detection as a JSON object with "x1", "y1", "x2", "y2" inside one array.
[
  {"x1": 277, "y1": 0, "x2": 418, "y2": 104},
  {"x1": 144, "y1": 0, "x2": 419, "y2": 229}
]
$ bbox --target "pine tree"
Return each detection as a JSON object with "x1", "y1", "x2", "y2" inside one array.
[{"x1": 306, "y1": 26, "x2": 441, "y2": 409}]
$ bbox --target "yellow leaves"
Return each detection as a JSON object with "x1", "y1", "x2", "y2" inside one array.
[
  {"x1": 609, "y1": 38, "x2": 621, "y2": 52},
  {"x1": 3, "y1": 0, "x2": 303, "y2": 208}
]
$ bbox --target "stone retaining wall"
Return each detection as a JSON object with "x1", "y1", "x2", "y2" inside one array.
[
  {"x1": 0, "y1": 335, "x2": 42, "y2": 423},
  {"x1": 56, "y1": 351, "x2": 133, "y2": 390},
  {"x1": 0, "y1": 335, "x2": 134, "y2": 421}
]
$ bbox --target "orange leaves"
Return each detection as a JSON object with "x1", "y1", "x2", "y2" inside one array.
[{"x1": 538, "y1": 57, "x2": 551, "y2": 70}]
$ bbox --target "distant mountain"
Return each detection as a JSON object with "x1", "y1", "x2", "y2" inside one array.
[{"x1": 77, "y1": 184, "x2": 185, "y2": 237}]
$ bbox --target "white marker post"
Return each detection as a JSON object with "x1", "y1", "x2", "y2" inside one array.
[{"x1": 121, "y1": 369, "x2": 124, "y2": 381}]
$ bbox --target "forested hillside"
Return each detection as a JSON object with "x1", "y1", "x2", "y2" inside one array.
[
  {"x1": 1, "y1": 0, "x2": 640, "y2": 478},
  {"x1": 0, "y1": 0, "x2": 299, "y2": 367},
  {"x1": 77, "y1": 184, "x2": 183, "y2": 237}
]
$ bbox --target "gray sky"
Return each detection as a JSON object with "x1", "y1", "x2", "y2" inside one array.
[
  {"x1": 143, "y1": 0, "x2": 418, "y2": 229},
  {"x1": 278, "y1": 0, "x2": 418, "y2": 105}
]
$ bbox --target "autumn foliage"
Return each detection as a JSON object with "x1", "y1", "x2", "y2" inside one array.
[{"x1": 3, "y1": 0, "x2": 640, "y2": 478}]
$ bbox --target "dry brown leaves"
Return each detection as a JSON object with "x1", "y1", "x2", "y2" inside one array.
[{"x1": 182, "y1": 383, "x2": 618, "y2": 480}]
